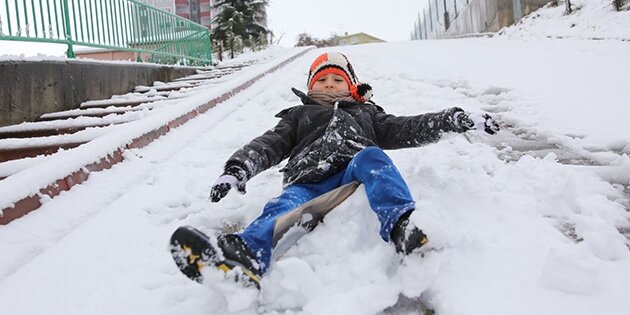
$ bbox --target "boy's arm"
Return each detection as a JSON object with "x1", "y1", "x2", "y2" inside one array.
[
  {"x1": 224, "y1": 115, "x2": 297, "y2": 181},
  {"x1": 372, "y1": 106, "x2": 468, "y2": 149},
  {"x1": 210, "y1": 110, "x2": 298, "y2": 203}
]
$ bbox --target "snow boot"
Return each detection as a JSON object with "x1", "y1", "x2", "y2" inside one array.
[
  {"x1": 170, "y1": 226, "x2": 262, "y2": 288},
  {"x1": 390, "y1": 211, "x2": 429, "y2": 255}
]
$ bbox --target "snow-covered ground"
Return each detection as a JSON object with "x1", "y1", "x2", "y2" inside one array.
[
  {"x1": 499, "y1": 0, "x2": 630, "y2": 41},
  {"x1": 1, "y1": 4, "x2": 630, "y2": 314}
]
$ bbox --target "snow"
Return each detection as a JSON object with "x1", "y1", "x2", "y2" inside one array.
[
  {"x1": 1, "y1": 4, "x2": 630, "y2": 315},
  {"x1": 39, "y1": 105, "x2": 153, "y2": 120},
  {"x1": 499, "y1": 0, "x2": 630, "y2": 41},
  {"x1": 0, "y1": 49, "x2": 203, "y2": 68},
  {"x1": 0, "y1": 113, "x2": 143, "y2": 133},
  {"x1": 0, "y1": 46, "x2": 310, "y2": 210}
]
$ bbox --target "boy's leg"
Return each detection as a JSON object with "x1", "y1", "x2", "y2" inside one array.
[
  {"x1": 170, "y1": 179, "x2": 339, "y2": 285},
  {"x1": 239, "y1": 180, "x2": 338, "y2": 273},
  {"x1": 340, "y1": 146, "x2": 416, "y2": 242}
]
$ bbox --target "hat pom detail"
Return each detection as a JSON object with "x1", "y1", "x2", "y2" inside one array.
[{"x1": 351, "y1": 83, "x2": 373, "y2": 103}]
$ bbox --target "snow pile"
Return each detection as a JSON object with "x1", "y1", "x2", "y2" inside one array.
[
  {"x1": 0, "y1": 52, "x2": 67, "y2": 61},
  {"x1": 0, "y1": 41, "x2": 628, "y2": 314},
  {"x1": 499, "y1": 0, "x2": 630, "y2": 40},
  {"x1": 0, "y1": 7, "x2": 629, "y2": 315}
]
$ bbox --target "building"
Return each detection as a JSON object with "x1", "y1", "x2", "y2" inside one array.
[
  {"x1": 141, "y1": 0, "x2": 212, "y2": 29},
  {"x1": 140, "y1": 0, "x2": 175, "y2": 13},
  {"x1": 145, "y1": 1, "x2": 268, "y2": 33},
  {"x1": 335, "y1": 32, "x2": 385, "y2": 46},
  {"x1": 176, "y1": 0, "x2": 212, "y2": 29}
]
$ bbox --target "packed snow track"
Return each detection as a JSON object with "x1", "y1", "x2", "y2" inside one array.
[{"x1": 1, "y1": 39, "x2": 629, "y2": 315}]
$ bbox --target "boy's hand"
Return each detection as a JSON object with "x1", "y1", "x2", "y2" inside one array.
[
  {"x1": 210, "y1": 166, "x2": 247, "y2": 203},
  {"x1": 454, "y1": 111, "x2": 500, "y2": 135}
]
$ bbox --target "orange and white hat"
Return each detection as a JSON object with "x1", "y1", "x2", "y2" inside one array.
[{"x1": 307, "y1": 52, "x2": 373, "y2": 103}]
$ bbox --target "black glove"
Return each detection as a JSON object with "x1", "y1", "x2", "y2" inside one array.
[
  {"x1": 454, "y1": 111, "x2": 500, "y2": 135},
  {"x1": 210, "y1": 165, "x2": 248, "y2": 203}
]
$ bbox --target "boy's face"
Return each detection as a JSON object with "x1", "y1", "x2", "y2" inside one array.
[{"x1": 310, "y1": 74, "x2": 350, "y2": 93}]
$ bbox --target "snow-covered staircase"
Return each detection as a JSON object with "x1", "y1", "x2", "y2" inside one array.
[
  {"x1": 0, "y1": 48, "x2": 312, "y2": 224},
  {"x1": 0, "y1": 63, "x2": 251, "y2": 164}
]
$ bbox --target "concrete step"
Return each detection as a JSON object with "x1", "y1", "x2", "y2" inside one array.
[
  {"x1": 78, "y1": 96, "x2": 166, "y2": 109},
  {"x1": 173, "y1": 73, "x2": 224, "y2": 82},
  {"x1": 0, "y1": 47, "x2": 313, "y2": 225},
  {"x1": 134, "y1": 81, "x2": 198, "y2": 93},
  {"x1": 0, "y1": 122, "x2": 121, "y2": 162},
  {"x1": 0, "y1": 122, "x2": 118, "y2": 139},
  {"x1": 38, "y1": 110, "x2": 131, "y2": 121},
  {"x1": 0, "y1": 59, "x2": 255, "y2": 167},
  {"x1": 0, "y1": 63, "x2": 243, "y2": 162},
  {"x1": 0, "y1": 141, "x2": 86, "y2": 162}
]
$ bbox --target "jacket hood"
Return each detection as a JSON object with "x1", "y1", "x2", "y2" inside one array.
[{"x1": 291, "y1": 87, "x2": 318, "y2": 105}]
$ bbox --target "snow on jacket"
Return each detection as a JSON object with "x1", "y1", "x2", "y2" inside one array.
[{"x1": 225, "y1": 88, "x2": 467, "y2": 186}]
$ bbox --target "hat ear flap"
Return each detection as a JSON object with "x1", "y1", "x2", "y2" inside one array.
[{"x1": 351, "y1": 83, "x2": 373, "y2": 103}]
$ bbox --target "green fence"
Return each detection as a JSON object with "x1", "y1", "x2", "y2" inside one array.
[{"x1": 0, "y1": 0, "x2": 212, "y2": 65}]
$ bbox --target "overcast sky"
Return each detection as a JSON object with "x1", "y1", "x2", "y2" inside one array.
[{"x1": 267, "y1": 0, "x2": 426, "y2": 46}]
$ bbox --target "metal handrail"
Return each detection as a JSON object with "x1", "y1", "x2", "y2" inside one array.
[
  {"x1": 411, "y1": 0, "x2": 470, "y2": 40},
  {"x1": 0, "y1": 0, "x2": 212, "y2": 65}
]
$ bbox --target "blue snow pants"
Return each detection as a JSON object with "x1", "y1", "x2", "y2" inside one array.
[{"x1": 239, "y1": 146, "x2": 416, "y2": 273}]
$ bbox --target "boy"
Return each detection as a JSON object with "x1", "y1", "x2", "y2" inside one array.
[{"x1": 170, "y1": 52, "x2": 499, "y2": 288}]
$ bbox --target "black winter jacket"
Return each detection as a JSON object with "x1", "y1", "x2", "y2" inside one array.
[{"x1": 225, "y1": 88, "x2": 466, "y2": 186}]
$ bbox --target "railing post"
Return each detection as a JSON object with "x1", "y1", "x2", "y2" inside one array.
[
  {"x1": 454, "y1": 0, "x2": 458, "y2": 17},
  {"x1": 4, "y1": 2, "x2": 12, "y2": 35},
  {"x1": 61, "y1": 0, "x2": 75, "y2": 58},
  {"x1": 443, "y1": 0, "x2": 451, "y2": 30},
  {"x1": 428, "y1": 2, "x2": 433, "y2": 31},
  {"x1": 423, "y1": 9, "x2": 428, "y2": 39},
  {"x1": 417, "y1": 12, "x2": 422, "y2": 40}
]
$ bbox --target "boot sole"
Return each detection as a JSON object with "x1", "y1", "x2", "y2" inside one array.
[{"x1": 169, "y1": 226, "x2": 261, "y2": 289}]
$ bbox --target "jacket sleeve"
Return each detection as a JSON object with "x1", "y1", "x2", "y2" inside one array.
[
  {"x1": 224, "y1": 112, "x2": 297, "y2": 181},
  {"x1": 372, "y1": 106, "x2": 466, "y2": 149}
]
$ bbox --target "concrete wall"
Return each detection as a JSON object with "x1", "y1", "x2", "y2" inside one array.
[
  {"x1": 0, "y1": 60, "x2": 198, "y2": 127},
  {"x1": 425, "y1": 0, "x2": 550, "y2": 39}
]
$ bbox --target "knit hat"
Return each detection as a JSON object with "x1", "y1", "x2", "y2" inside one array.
[{"x1": 307, "y1": 52, "x2": 373, "y2": 103}]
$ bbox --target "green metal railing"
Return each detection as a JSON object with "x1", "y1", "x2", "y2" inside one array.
[{"x1": 0, "y1": 0, "x2": 212, "y2": 65}]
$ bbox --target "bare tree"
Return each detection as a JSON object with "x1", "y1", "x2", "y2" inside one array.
[{"x1": 295, "y1": 33, "x2": 339, "y2": 48}]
